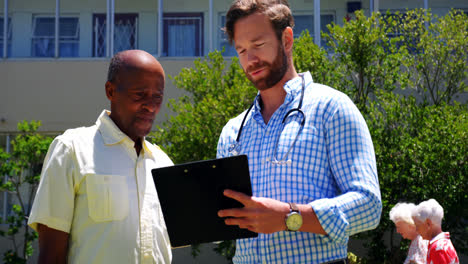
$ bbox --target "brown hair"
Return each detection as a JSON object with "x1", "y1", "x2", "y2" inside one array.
[{"x1": 224, "y1": 0, "x2": 294, "y2": 44}]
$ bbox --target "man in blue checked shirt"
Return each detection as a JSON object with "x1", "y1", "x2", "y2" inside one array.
[{"x1": 216, "y1": 0, "x2": 382, "y2": 263}]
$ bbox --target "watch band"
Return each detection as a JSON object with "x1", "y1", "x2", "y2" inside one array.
[{"x1": 289, "y1": 202, "x2": 299, "y2": 212}]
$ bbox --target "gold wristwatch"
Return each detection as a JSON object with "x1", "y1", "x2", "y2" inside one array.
[{"x1": 285, "y1": 202, "x2": 303, "y2": 231}]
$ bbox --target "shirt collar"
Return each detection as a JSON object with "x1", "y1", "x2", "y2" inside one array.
[
  {"x1": 429, "y1": 232, "x2": 450, "y2": 245},
  {"x1": 253, "y1": 71, "x2": 313, "y2": 114},
  {"x1": 96, "y1": 110, "x2": 154, "y2": 156}
]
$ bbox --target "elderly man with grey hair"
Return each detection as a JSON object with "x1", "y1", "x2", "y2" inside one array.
[
  {"x1": 389, "y1": 202, "x2": 427, "y2": 264},
  {"x1": 411, "y1": 199, "x2": 459, "y2": 264}
]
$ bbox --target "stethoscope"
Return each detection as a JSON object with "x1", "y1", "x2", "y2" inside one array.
[{"x1": 228, "y1": 75, "x2": 306, "y2": 165}]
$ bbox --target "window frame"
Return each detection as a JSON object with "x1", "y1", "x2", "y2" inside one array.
[
  {"x1": 0, "y1": 134, "x2": 11, "y2": 222},
  {"x1": 92, "y1": 13, "x2": 139, "y2": 57},
  {"x1": 381, "y1": 9, "x2": 423, "y2": 54},
  {"x1": 31, "y1": 14, "x2": 80, "y2": 58},
  {"x1": 292, "y1": 11, "x2": 336, "y2": 48},
  {"x1": 217, "y1": 14, "x2": 236, "y2": 57},
  {"x1": 162, "y1": 12, "x2": 204, "y2": 57},
  {"x1": 0, "y1": 17, "x2": 12, "y2": 57}
]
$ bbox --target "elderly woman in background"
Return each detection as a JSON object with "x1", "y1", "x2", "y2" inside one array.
[
  {"x1": 412, "y1": 199, "x2": 459, "y2": 264},
  {"x1": 390, "y1": 202, "x2": 428, "y2": 264}
]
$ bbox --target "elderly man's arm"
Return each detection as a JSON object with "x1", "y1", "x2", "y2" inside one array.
[{"x1": 37, "y1": 224, "x2": 69, "y2": 264}]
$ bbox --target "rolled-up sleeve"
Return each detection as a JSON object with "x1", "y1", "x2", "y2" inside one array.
[
  {"x1": 310, "y1": 95, "x2": 382, "y2": 244},
  {"x1": 28, "y1": 137, "x2": 76, "y2": 233}
]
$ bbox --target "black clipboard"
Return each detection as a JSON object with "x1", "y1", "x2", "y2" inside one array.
[{"x1": 151, "y1": 155, "x2": 258, "y2": 248}]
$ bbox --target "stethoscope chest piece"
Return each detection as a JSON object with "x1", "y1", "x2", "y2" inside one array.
[{"x1": 228, "y1": 143, "x2": 240, "y2": 156}]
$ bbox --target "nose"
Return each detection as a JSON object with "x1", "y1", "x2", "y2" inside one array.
[
  {"x1": 247, "y1": 50, "x2": 259, "y2": 64},
  {"x1": 142, "y1": 98, "x2": 158, "y2": 113}
]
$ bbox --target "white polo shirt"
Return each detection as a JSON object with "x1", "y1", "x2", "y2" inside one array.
[{"x1": 28, "y1": 110, "x2": 173, "y2": 264}]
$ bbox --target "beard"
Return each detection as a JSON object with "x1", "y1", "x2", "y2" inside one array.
[{"x1": 245, "y1": 45, "x2": 288, "y2": 91}]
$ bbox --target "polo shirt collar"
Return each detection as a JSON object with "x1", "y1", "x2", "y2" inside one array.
[
  {"x1": 96, "y1": 110, "x2": 154, "y2": 157},
  {"x1": 429, "y1": 231, "x2": 450, "y2": 245},
  {"x1": 96, "y1": 110, "x2": 127, "y2": 145}
]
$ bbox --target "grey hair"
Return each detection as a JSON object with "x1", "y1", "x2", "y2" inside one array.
[
  {"x1": 389, "y1": 202, "x2": 416, "y2": 225},
  {"x1": 411, "y1": 199, "x2": 444, "y2": 226}
]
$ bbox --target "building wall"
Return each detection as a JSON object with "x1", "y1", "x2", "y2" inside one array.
[
  {"x1": 2, "y1": 0, "x2": 467, "y2": 133},
  {"x1": 0, "y1": 59, "x2": 193, "y2": 133},
  {"x1": 2, "y1": 0, "x2": 467, "y2": 60}
]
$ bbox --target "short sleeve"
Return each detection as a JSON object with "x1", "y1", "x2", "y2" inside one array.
[{"x1": 28, "y1": 138, "x2": 76, "y2": 233}]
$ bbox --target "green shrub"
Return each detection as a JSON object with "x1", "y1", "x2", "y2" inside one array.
[
  {"x1": 400, "y1": 9, "x2": 468, "y2": 104},
  {"x1": 150, "y1": 8, "x2": 468, "y2": 263},
  {"x1": 323, "y1": 10, "x2": 410, "y2": 111},
  {"x1": 0, "y1": 121, "x2": 53, "y2": 263},
  {"x1": 364, "y1": 91, "x2": 467, "y2": 262}
]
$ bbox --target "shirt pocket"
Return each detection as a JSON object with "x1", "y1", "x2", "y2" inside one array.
[{"x1": 86, "y1": 174, "x2": 129, "y2": 222}]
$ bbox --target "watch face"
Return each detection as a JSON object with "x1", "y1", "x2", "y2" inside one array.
[{"x1": 286, "y1": 212, "x2": 303, "y2": 231}]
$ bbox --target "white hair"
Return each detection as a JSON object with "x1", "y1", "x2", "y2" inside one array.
[
  {"x1": 411, "y1": 199, "x2": 444, "y2": 226},
  {"x1": 389, "y1": 202, "x2": 416, "y2": 225}
]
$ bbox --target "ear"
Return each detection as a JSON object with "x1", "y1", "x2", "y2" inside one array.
[
  {"x1": 105, "y1": 81, "x2": 116, "y2": 101},
  {"x1": 425, "y1": 218, "x2": 433, "y2": 228},
  {"x1": 282, "y1": 26, "x2": 294, "y2": 53}
]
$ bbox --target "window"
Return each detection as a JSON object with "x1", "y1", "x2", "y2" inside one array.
[
  {"x1": 218, "y1": 15, "x2": 236, "y2": 56},
  {"x1": 383, "y1": 12, "x2": 405, "y2": 39},
  {"x1": 93, "y1": 14, "x2": 138, "y2": 57},
  {"x1": 293, "y1": 14, "x2": 334, "y2": 48},
  {"x1": 293, "y1": 15, "x2": 313, "y2": 39},
  {"x1": 382, "y1": 12, "x2": 420, "y2": 54},
  {"x1": 0, "y1": 17, "x2": 12, "y2": 57},
  {"x1": 218, "y1": 13, "x2": 334, "y2": 55},
  {"x1": 31, "y1": 16, "x2": 80, "y2": 57},
  {"x1": 163, "y1": 13, "x2": 203, "y2": 57}
]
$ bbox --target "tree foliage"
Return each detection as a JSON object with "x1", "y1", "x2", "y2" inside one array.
[
  {"x1": 321, "y1": 9, "x2": 468, "y2": 262},
  {"x1": 323, "y1": 10, "x2": 411, "y2": 110},
  {"x1": 400, "y1": 9, "x2": 468, "y2": 104},
  {"x1": 151, "y1": 9, "x2": 468, "y2": 263},
  {"x1": 364, "y1": 92, "x2": 467, "y2": 262},
  {"x1": 0, "y1": 121, "x2": 53, "y2": 263},
  {"x1": 292, "y1": 29, "x2": 341, "y2": 87}
]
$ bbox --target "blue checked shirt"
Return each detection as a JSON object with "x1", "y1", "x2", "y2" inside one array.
[{"x1": 217, "y1": 72, "x2": 382, "y2": 264}]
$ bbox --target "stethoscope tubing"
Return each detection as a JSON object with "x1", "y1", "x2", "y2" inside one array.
[{"x1": 229, "y1": 74, "x2": 306, "y2": 160}]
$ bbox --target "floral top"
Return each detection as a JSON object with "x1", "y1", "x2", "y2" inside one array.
[
  {"x1": 404, "y1": 235, "x2": 428, "y2": 264},
  {"x1": 427, "y1": 232, "x2": 459, "y2": 264}
]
